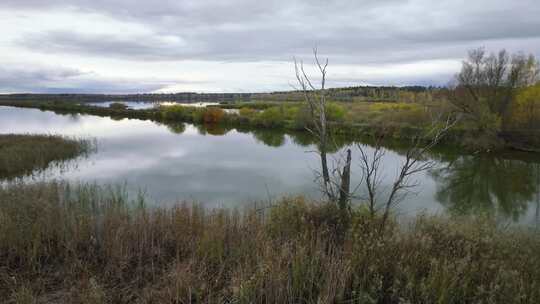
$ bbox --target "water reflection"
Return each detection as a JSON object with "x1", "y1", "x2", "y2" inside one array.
[
  {"x1": 86, "y1": 101, "x2": 223, "y2": 110},
  {"x1": 86, "y1": 101, "x2": 160, "y2": 109},
  {"x1": 165, "y1": 122, "x2": 187, "y2": 134},
  {"x1": 430, "y1": 153, "x2": 540, "y2": 223},
  {"x1": 1, "y1": 105, "x2": 540, "y2": 225},
  {"x1": 252, "y1": 129, "x2": 286, "y2": 147},
  {"x1": 202, "y1": 125, "x2": 231, "y2": 136}
]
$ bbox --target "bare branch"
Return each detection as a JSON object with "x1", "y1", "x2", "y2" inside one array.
[
  {"x1": 294, "y1": 50, "x2": 351, "y2": 207},
  {"x1": 354, "y1": 113, "x2": 459, "y2": 231}
]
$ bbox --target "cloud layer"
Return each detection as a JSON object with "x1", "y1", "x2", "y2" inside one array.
[{"x1": 1, "y1": 0, "x2": 539, "y2": 93}]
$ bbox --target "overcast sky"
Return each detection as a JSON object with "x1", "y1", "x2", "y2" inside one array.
[{"x1": 1, "y1": 0, "x2": 539, "y2": 94}]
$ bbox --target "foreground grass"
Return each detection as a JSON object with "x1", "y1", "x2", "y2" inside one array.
[
  {"x1": 1, "y1": 181, "x2": 539, "y2": 303},
  {"x1": 0, "y1": 134, "x2": 92, "y2": 180}
]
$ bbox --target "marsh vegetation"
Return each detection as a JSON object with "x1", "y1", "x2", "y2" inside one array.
[
  {"x1": 1, "y1": 181, "x2": 539, "y2": 303},
  {"x1": 0, "y1": 134, "x2": 92, "y2": 180}
]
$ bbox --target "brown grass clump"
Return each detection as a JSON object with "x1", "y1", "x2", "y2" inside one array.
[
  {"x1": 203, "y1": 107, "x2": 226, "y2": 124},
  {"x1": 0, "y1": 181, "x2": 539, "y2": 303}
]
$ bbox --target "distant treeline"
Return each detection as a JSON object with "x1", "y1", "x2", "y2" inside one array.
[
  {"x1": 0, "y1": 85, "x2": 444, "y2": 104},
  {"x1": 0, "y1": 92, "x2": 253, "y2": 103},
  {"x1": 260, "y1": 85, "x2": 445, "y2": 103}
]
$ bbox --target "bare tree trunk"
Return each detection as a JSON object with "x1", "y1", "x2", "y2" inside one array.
[
  {"x1": 316, "y1": 52, "x2": 332, "y2": 200},
  {"x1": 294, "y1": 48, "x2": 345, "y2": 204},
  {"x1": 338, "y1": 149, "x2": 351, "y2": 210},
  {"x1": 320, "y1": 130, "x2": 330, "y2": 190}
]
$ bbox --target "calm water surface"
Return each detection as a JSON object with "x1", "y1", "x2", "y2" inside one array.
[
  {"x1": 1, "y1": 106, "x2": 539, "y2": 226},
  {"x1": 86, "y1": 101, "x2": 221, "y2": 110}
]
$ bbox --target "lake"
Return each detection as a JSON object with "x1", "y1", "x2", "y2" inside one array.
[
  {"x1": 1, "y1": 105, "x2": 539, "y2": 226},
  {"x1": 85, "y1": 101, "x2": 221, "y2": 109},
  {"x1": 85, "y1": 101, "x2": 239, "y2": 113}
]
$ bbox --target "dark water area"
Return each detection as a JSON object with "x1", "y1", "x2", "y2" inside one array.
[{"x1": 1, "y1": 105, "x2": 539, "y2": 226}]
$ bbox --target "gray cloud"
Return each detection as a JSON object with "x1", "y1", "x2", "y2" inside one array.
[
  {"x1": 10, "y1": 0, "x2": 540, "y2": 64},
  {"x1": 0, "y1": 66, "x2": 182, "y2": 94},
  {"x1": 2, "y1": 0, "x2": 540, "y2": 92},
  {"x1": 18, "y1": 31, "x2": 190, "y2": 61}
]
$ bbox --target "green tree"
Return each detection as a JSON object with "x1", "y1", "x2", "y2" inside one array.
[
  {"x1": 109, "y1": 102, "x2": 128, "y2": 110},
  {"x1": 161, "y1": 105, "x2": 187, "y2": 121},
  {"x1": 450, "y1": 48, "x2": 539, "y2": 136},
  {"x1": 325, "y1": 103, "x2": 345, "y2": 122},
  {"x1": 511, "y1": 83, "x2": 540, "y2": 129},
  {"x1": 254, "y1": 107, "x2": 285, "y2": 127},
  {"x1": 239, "y1": 107, "x2": 257, "y2": 118}
]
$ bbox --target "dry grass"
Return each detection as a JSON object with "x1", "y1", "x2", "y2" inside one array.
[{"x1": 1, "y1": 181, "x2": 539, "y2": 303}]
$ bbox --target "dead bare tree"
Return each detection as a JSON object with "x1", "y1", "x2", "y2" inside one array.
[
  {"x1": 357, "y1": 135, "x2": 385, "y2": 218},
  {"x1": 356, "y1": 115, "x2": 459, "y2": 230},
  {"x1": 294, "y1": 50, "x2": 458, "y2": 225},
  {"x1": 294, "y1": 49, "x2": 351, "y2": 210}
]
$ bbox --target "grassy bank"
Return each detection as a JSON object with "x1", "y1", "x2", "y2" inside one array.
[
  {"x1": 1, "y1": 100, "x2": 470, "y2": 146},
  {"x1": 3, "y1": 99, "x2": 539, "y2": 151},
  {"x1": 1, "y1": 181, "x2": 539, "y2": 303},
  {"x1": 0, "y1": 134, "x2": 92, "y2": 180}
]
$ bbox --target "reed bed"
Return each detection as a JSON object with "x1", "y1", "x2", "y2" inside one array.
[
  {"x1": 0, "y1": 134, "x2": 92, "y2": 180},
  {"x1": 1, "y1": 181, "x2": 539, "y2": 303}
]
